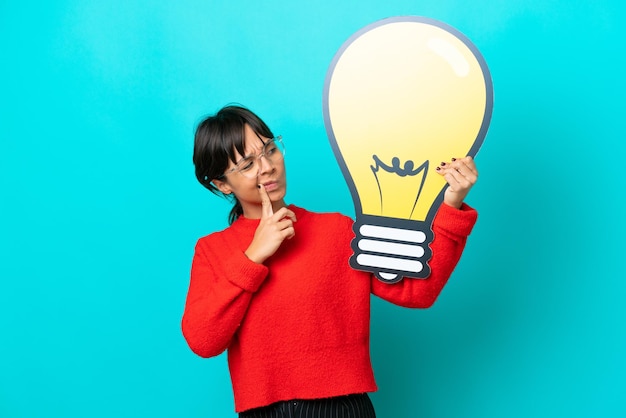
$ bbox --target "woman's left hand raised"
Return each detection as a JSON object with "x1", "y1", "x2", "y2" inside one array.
[{"x1": 436, "y1": 156, "x2": 478, "y2": 209}]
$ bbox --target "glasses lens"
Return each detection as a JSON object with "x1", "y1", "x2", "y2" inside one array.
[
  {"x1": 237, "y1": 137, "x2": 285, "y2": 179},
  {"x1": 265, "y1": 137, "x2": 285, "y2": 161},
  {"x1": 238, "y1": 157, "x2": 258, "y2": 179},
  {"x1": 273, "y1": 136, "x2": 285, "y2": 157}
]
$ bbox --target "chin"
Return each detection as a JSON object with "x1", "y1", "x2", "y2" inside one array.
[
  {"x1": 270, "y1": 185, "x2": 287, "y2": 200},
  {"x1": 273, "y1": 189, "x2": 287, "y2": 200}
]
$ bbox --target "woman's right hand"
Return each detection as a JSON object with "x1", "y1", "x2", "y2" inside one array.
[{"x1": 244, "y1": 185, "x2": 296, "y2": 264}]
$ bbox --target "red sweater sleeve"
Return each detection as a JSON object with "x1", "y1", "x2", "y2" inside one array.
[
  {"x1": 371, "y1": 203, "x2": 477, "y2": 308},
  {"x1": 181, "y1": 234, "x2": 269, "y2": 358}
]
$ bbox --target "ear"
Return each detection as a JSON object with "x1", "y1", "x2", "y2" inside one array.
[{"x1": 212, "y1": 178, "x2": 232, "y2": 195}]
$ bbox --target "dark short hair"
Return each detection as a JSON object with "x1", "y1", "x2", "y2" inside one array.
[{"x1": 193, "y1": 105, "x2": 274, "y2": 224}]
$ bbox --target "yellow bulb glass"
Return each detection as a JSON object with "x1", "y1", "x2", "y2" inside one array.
[{"x1": 323, "y1": 17, "x2": 492, "y2": 282}]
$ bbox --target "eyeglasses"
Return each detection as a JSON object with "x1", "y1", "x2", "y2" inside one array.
[{"x1": 220, "y1": 136, "x2": 285, "y2": 179}]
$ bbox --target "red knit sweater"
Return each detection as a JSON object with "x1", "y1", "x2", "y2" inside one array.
[{"x1": 182, "y1": 203, "x2": 477, "y2": 412}]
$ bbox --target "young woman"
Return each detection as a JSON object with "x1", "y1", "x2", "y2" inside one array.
[{"x1": 182, "y1": 105, "x2": 479, "y2": 417}]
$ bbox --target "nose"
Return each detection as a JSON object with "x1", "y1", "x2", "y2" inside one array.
[{"x1": 257, "y1": 153, "x2": 274, "y2": 175}]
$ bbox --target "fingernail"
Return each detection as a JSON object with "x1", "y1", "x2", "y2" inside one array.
[
  {"x1": 451, "y1": 158, "x2": 456, "y2": 161},
  {"x1": 436, "y1": 166, "x2": 441, "y2": 171},
  {"x1": 440, "y1": 162, "x2": 446, "y2": 166}
]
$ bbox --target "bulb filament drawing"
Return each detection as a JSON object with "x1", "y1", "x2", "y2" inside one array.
[{"x1": 371, "y1": 155, "x2": 429, "y2": 219}]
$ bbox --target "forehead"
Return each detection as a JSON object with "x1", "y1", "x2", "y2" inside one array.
[{"x1": 240, "y1": 125, "x2": 268, "y2": 154}]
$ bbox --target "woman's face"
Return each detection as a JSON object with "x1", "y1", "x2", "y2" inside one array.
[{"x1": 213, "y1": 124, "x2": 287, "y2": 219}]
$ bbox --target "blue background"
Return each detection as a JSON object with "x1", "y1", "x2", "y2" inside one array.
[{"x1": 1, "y1": 1, "x2": 624, "y2": 417}]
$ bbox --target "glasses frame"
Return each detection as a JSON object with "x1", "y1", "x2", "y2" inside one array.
[{"x1": 218, "y1": 136, "x2": 284, "y2": 179}]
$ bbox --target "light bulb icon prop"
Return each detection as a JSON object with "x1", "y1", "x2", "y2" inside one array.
[{"x1": 323, "y1": 16, "x2": 493, "y2": 283}]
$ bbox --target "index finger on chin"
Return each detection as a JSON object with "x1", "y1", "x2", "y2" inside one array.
[{"x1": 258, "y1": 184, "x2": 274, "y2": 217}]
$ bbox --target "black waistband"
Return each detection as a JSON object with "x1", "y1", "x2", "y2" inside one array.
[{"x1": 239, "y1": 393, "x2": 376, "y2": 418}]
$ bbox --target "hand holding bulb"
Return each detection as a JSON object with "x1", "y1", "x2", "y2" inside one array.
[{"x1": 436, "y1": 156, "x2": 478, "y2": 209}]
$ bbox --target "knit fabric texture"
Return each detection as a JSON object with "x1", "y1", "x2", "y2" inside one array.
[{"x1": 182, "y1": 204, "x2": 477, "y2": 412}]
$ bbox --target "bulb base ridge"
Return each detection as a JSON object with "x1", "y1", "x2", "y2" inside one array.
[{"x1": 350, "y1": 215, "x2": 434, "y2": 283}]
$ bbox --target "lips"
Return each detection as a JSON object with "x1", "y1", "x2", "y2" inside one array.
[{"x1": 262, "y1": 181, "x2": 279, "y2": 192}]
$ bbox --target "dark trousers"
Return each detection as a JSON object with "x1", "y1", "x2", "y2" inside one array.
[{"x1": 239, "y1": 393, "x2": 376, "y2": 418}]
